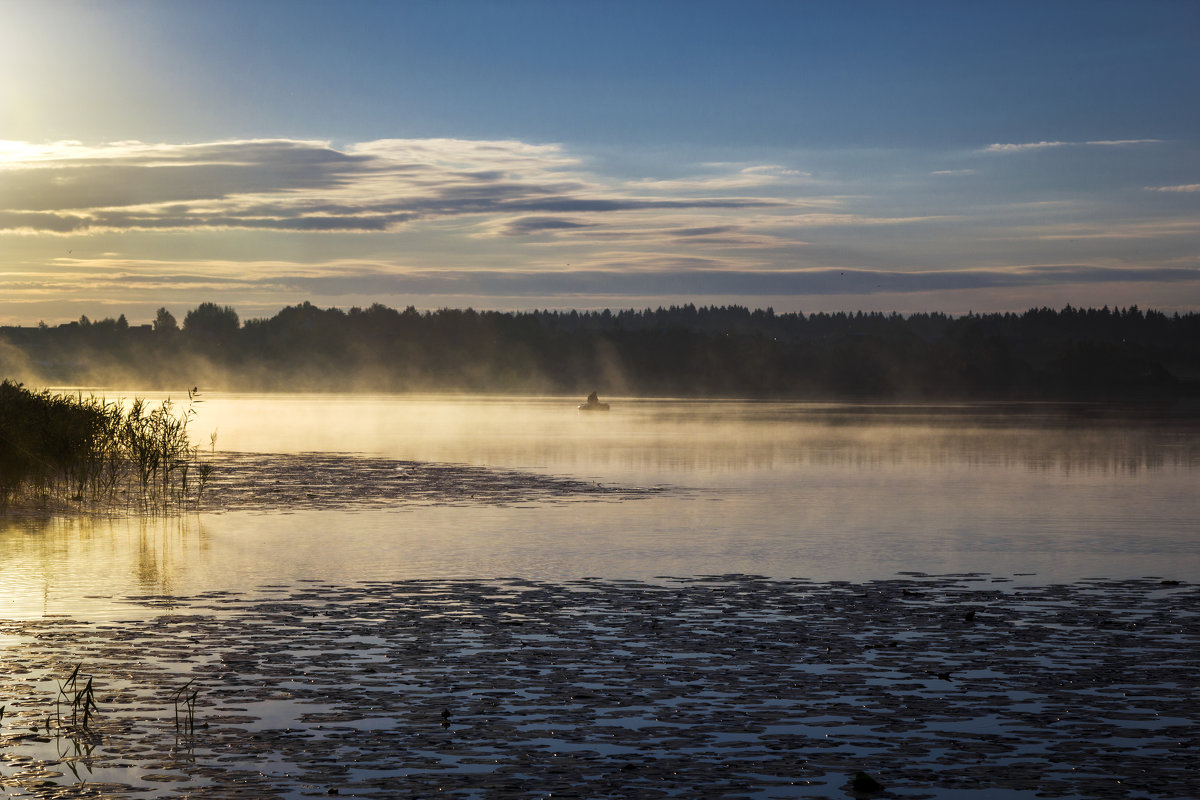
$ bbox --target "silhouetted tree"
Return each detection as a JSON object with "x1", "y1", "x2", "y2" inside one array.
[
  {"x1": 2, "y1": 302, "x2": 1198, "y2": 398},
  {"x1": 153, "y1": 307, "x2": 178, "y2": 333},
  {"x1": 183, "y1": 303, "x2": 240, "y2": 337}
]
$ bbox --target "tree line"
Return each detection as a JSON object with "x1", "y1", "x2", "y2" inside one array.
[{"x1": 2, "y1": 301, "x2": 1197, "y2": 401}]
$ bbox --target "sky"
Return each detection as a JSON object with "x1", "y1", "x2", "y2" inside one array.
[{"x1": 1, "y1": 0, "x2": 1198, "y2": 325}]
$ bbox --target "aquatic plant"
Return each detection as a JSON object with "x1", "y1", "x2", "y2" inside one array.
[
  {"x1": 5, "y1": 664, "x2": 201, "y2": 745},
  {"x1": 172, "y1": 678, "x2": 199, "y2": 734},
  {"x1": 852, "y1": 771, "x2": 885, "y2": 793},
  {"x1": 0, "y1": 380, "x2": 211, "y2": 511},
  {"x1": 56, "y1": 663, "x2": 100, "y2": 732}
]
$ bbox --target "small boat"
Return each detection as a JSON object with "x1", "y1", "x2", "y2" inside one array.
[{"x1": 579, "y1": 392, "x2": 610, "y2": 411}]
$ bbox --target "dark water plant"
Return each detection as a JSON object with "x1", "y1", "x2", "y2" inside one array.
[
  {"x1": 0, "y1": 380, "x2": 210, "y2": 511},
  {"x1": 172, "y1": 678, "x2": 199, "y2": 735},
  {"x1": 56, "y1": 663, "x2": 100, "y2": 732}
]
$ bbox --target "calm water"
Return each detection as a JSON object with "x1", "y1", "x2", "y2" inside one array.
[{"x1": 2, "y1": 394, "x2": 1198, "y2": 619}]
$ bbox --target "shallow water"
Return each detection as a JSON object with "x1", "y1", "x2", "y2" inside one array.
[
  {"x1": 1, "y1": 576, "x2": 1197, "y2": 799},
  {"x1": 1, "y1": 394, "x2": 1198, "y2": 798}
]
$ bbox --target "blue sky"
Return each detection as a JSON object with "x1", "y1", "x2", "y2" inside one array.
[{"x1": 1, "y1": 0, "x2": 1198, "y2": 323}]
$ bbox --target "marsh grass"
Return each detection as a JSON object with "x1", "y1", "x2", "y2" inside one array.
[{"x1": 0, "y1": 380, "x2": 211, "y2": 512}]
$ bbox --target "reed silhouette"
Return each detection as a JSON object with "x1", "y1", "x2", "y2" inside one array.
[{"x1": 0, "y1": 381, "x2": 210, "y2": 510}]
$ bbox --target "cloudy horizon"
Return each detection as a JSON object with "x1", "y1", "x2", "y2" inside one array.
[{"x1": 2, "y1": 1, "x2": 1197, "y2": 325}]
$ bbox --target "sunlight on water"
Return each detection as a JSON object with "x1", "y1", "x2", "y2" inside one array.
[
  {"x1": 185, "y1": 392, "x2": 1199, "y2": 475},
  {"x1": 3, "y1": 394, "x2": 1199, "y2": 620}
]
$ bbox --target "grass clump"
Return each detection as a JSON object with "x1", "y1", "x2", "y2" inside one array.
[{"x1": 0, "y1": 380, "x2": 211, "y2": 511}]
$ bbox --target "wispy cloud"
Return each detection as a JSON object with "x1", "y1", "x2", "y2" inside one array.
[
  {"x1": 984, "y1": 141, "x2": 1069, "y2": 153},
  {"x1": 494, "y1": 216, "x2": 597, "y2": 236},
  {"x1": 780, "y1": 213, "x2": 955, "y2": 227},
  {"x1": 256, "y1": 263, "x2": 1200, "y2": 299},
  {"x1": 628, "y1": 164, "x2": 811, "y2": 192},
  {"x1": 1086, "y1": 139, "x2": 1164, "y2": 147},
  {"x1": 472, "y1": 204, "x2": 947, "y2": 251},
  {"x1": 984, "y1": 139, "x2": 1162, "y2": 153},
  {"x1": 1030, "y1": 218, "x2": 1200, "y2": 240},
  {"x1": 1146, "y1": 184, "x2": 1200, "y2": 193},
  {"x1": 0, "y1": 138, "x2": 790, "y2": 235},
  {"x1": 21, "y1": 258, "x2": 1195, "y2": 300}
]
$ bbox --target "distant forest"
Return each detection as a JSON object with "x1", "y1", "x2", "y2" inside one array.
[{"x1": 2, "y1": 302, "x2": 1198, "y2": 401}]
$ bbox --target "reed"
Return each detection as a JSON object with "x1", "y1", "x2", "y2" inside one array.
[
  {"x1": 171, "y1": 678, "x2": 199, "y2": 735},
  {"x1": 56, "y1": 663, "x2": 99, "y2": 732},
  {"x1": 0, "y1": 380, "x2": 211, "y2": 511},
  {"x1": 7, "y1": 665, "x2": 202, "y2": 747}
]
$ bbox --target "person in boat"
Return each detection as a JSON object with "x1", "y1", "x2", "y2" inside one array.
[{"x1": 581, "y1": 391, "x2": 609, "y2": 410}]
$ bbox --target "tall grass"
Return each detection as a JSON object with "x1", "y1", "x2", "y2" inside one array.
[{"x1": 0, "y1": 380, "x2": 210, "y2": 511}]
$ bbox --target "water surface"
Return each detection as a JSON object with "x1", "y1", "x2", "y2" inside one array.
[
  {"x1": 2, "y1": 394, "x2": 1198, "y2": 619},
  {"x1": 2, "y1": 394, "x2": 1198, "y2": 799}
]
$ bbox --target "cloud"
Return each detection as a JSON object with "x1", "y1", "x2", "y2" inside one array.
[
  {"x1": 468, "y1": 202, "x2": 945, "y2": 251},
  {"x1": 25, "y1": 257, "x2": 1194, "y2": 302},
  {"x1": 671, "y1": 225, "x2": 740, "y2": 237},
  {"x1": 1085, "y1": 139, "x2": 1164, "y2": 147},
  {"x1": 0, "y1": 137, "x2": 791, "y2": 235},
  {"x1": 1029, "y1": 218, "x2": 1200, "y2": 240},
  {"x1": 1146, "y1": 184, "x2": 1200, "y2": 193},
  {"x1": 984, "y1": 139, "x2": 1162, "y2": 153},
  {"x1": 0, "y1": 139, "x2": 374, "y2": 211},
  {"x1": 345, "y1": 138, "x2": 581, "y2": 174},
  {"x1": 984, "y1": 141, "x2": 1068, "y2": 153},
  {"x1": 276, "y1": 264, "x2": 1200, "y2": 298},
  {"x1": 496, "y1": 217, "x2": 597, "y2": 236},
  {"x1": 780, "y1": 213, "x2": 954, "y2": 227},
  {"x1": 507, "y1": 219, "x2": 796, "y2": 249},
  {"x1": 628, "y1": 164, "x2": 811, "y2": 192},
  {"x1": 0, "y1": 210, "x2": 93, "y2": 233},
  {"x1": 5, "y1": 136, "x2": 1197, "y2": 319}
]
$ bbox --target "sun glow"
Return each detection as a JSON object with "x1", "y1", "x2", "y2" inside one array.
[
  {"x1": 0, "y1": 1, "x2": 62, "y2": 142},
  {"x1": 0, "y1": 141, "x2": 66, "y2": 166}
]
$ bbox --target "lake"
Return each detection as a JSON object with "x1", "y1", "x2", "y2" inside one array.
[
  {"x1": 1, "y1": 394, "x2": 1198, "y2": 798},
  {"x1": 3, "y1": 394, "x2": 1198, "y2": 619}
]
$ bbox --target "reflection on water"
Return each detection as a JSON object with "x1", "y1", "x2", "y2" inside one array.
[
  {"x1": 0, "y1": 515, "x2": 208, "y2": 618},
  {"x1": 2, "y1": 394, "x2": 1199, "y2": 619}
]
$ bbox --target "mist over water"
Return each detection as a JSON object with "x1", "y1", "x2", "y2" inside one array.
[{"x1": 2, "y1": 393, "x2": 1197, "y2": 620}]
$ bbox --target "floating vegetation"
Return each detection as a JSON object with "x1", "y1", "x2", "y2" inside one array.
[
  {"x1": 1, "y1": 575, "x2": 1197, "y2": 798},
  {"x1": 193, "y1": 451, "x2": 664, "y2": 512},
  {"x1": 0, "y1": 380, "x2": 210, "y2": 512}
]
